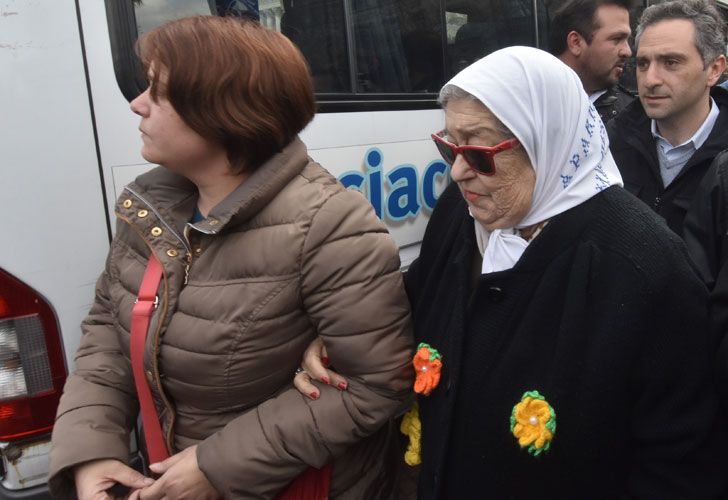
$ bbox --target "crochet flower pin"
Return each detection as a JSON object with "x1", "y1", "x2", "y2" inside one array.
[
  {"x1": 413, "y1": 343, "x2": 442, "y2": 396},
  {"x1": 400, "y1": 402, "x2": 422, "y2": 466},
  {"x1": 400, "y1": 343, "x2": 443, "y2": 466},
  {"x1": 510, "y1": 390, "x2": 556, "y2": 456}
]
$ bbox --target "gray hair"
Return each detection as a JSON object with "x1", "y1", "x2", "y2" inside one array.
[
  {"x1": 635, "y1": 0, "x2": 727, "y2": 67},
  {"x1": 438, "y1": 84, "x2": 516, "y2": 139}
]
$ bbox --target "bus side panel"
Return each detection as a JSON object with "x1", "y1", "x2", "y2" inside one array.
[{"x1": 0, "y1": 0, "x2": 110, "y2": 369}]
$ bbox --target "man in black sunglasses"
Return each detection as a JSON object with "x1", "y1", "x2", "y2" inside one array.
[{"x1": 548, "y1": 0, "x2": 636, "y2": 123}]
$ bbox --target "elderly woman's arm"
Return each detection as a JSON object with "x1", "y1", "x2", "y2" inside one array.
[{"x1": 196, "y1": 189, "x2": 414, "y2": 498}]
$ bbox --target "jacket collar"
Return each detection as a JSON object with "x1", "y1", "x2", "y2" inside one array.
[
  {"x1": 650, "y1": 97, "x2": 719, "y2": 151},
  {"x1": 687, "y1": 87, "x2": 728, "y2": 166},
  {"x1": 122, "y1": 137, "x2": 309, "y2": 235}
]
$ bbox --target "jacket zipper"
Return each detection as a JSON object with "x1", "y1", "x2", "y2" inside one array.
[
  {"x1": 124, "y1": 186, "x2": 194, "y2": 284},
  {"x1": 184, "y1": 252, "x2": 193, "y2": 285},
  {"x1": 182, "y1": 225, "x2": 195, "y2": 285}
]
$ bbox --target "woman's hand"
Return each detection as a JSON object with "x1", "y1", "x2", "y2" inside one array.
[
  {"x1": 129, "y1": 446, "x2": 219, "y2": 500},
  {"x1": 293, "y1": 337, "x2": 348, "y2": 400},
  {"x1": 74, "y1": 458, "x2": 154, "y2": 500}
]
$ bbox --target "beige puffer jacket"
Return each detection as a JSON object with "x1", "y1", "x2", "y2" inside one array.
[{"x1": 49, "y1": 138, "x2": 414, "y2": 499}]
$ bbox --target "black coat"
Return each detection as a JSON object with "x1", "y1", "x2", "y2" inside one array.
[
  {"x1": 405, "y1": 183, "x2": 725, "y2": 499},
  {"x1": 683, "y1": 151, "x2": 728, "y2": 408},
  {"x1": 607, "y1": 86, "x2": 728, "y2": 237},
  {"x1": 594, "y1": 84, "x2": 635, "y2": 124}
]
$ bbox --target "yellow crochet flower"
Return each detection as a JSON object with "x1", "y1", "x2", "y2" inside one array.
[
  {"x1": 510, "y1": 391, "x2": 556, "y2": 456},
  {"x1": 400, "y1": 402, "x2": 422, "y2": 466}
]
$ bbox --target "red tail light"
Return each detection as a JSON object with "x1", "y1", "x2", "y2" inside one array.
[{"x1": 0, "y1": 269, "x2": 66, "y2": 440}]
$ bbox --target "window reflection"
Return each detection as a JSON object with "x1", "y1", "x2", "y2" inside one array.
[
  {"x1": 280, "y1": 0, "x2": 351, "y2": 93},
  {"x1": 214, "y1": 0, "x2": 260, "y2": 19},
  {"x1": 446, "y1": 0, "x2": 536, "y2": 76},
  {"x1": 352, "y1": 0, "x2": 443, "y2": 93},
  {"x1": 133, "y1": 0, "x2": 211, "y2": 36}
]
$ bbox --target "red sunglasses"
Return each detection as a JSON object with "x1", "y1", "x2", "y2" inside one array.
[{"x1": 431, "y1": 130, "x2": 520, "y2": 176}]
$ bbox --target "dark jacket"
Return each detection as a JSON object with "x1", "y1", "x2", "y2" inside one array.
[
  {"x1": 594, "y1": 83, "x2": 634, "y2": 123},
  {"x1": 683, "y1": 150, "x2": 728, "y2": 408},
  {"x1": 49, "y1": 138, "x2": 414, "y2": 499},
  {"x1": 607, "y1": 86, "x2": 728, "y2": 237},
  {"x1": 405, "y1": 183, "x2": 725, "y2": 499}
]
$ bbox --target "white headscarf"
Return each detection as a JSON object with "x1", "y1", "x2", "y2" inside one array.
[{"x1": 445, "y1": 46, "x2": 623, "y2": 273}]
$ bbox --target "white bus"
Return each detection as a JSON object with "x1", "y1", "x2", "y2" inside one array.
[{"x1": 0, "y1": 0, "x2": 654, "y2": 497}]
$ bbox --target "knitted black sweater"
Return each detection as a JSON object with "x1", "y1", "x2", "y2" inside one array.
[{"x1": 406, "y1": 184, "x2": 726, "y2": 499}]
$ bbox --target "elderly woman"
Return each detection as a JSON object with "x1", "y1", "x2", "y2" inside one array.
[
  {"x1": 47, "y1": 16, "x2": 413, "y2": 500},
  {"x1": 300, "y1": 47, "x2": 726, "y2": 498}
]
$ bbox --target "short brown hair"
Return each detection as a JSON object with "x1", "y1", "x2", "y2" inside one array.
[{"x1": 137, "y1": 16, "x2": 316, "y2": 173}]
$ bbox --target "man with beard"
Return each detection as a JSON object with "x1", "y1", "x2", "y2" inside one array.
[
  {"x1": 607, "y1": 0, "x2": 728, "y2": 237},
  {"x1": 548, "y1": 0, "x2": 635, "y2": 123}
]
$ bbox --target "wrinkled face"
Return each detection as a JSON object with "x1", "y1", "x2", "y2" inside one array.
[
  {"x1": 578, "y1": 4, "x2": 632, "y2": 92},
  {"x1": 636, "y1": 19, "x2": 720, "y2": 124},
  {"x1": 130, "y1": 69, "x2": 224, "y2": 174},
  {"x1": 445, "y1": 98, "x2": 535, "y2": 231}
]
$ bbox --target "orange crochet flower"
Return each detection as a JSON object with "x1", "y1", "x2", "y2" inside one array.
[{"x1": 413, "y1": 343, "x2": 442, "y2": 396}]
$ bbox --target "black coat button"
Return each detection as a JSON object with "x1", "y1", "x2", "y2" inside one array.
[{"x1": 487, "y1": 286, "x2": 504, "y2": 303}]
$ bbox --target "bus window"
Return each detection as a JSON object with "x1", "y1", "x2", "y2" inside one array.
[
  {"x1": 134, "y1": 0, "x2": 210, "y2": 36},
  {"x1": 446, "y1": 0, "x2": 538, "y2": 76},
  {"x1": 110, "y1": 0, "x2": 552, "y2": 110},
  {"x1": 351, "y1": 0, "x2": 443, "y2": 94},
  {"x1": 279, "y1": 0, "x2": 351, "y2": 93}
]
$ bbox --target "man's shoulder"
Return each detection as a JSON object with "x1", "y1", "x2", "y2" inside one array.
[
  {"x1": 596, "y1": 85, "x2": 637, "y2": 124},
  {"x1": 712, "y1": 86, "x2": 728, "y2": 122},
  {"x1": 699, "y1": 150, "x2": 728, "y2": 192},
  {"x1": 694, "y1": 86, "x2": 728, "y2": 157},
  {"x1": 712, "y1": 84, "x2": 728, "y2": 103},
  {"x1": 607, "y1": 96, "x2": 650, "y2": 143},
  {"x1": 614, "y1": 83, "x2": 637, "y2": 99},
  {"x1": 614, "y1": 84, "x2": 637, "y2": 109}
]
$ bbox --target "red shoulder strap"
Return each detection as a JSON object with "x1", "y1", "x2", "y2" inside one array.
[
  {"x1": 276, "y1": 463, "x2": 332, "y2": 500},
  {"x1": 131, "y1": 253, "x2": 170, "y2": 464},
  {"x1": 131, "y1": 253, "x2": 330, "y2": 495}
]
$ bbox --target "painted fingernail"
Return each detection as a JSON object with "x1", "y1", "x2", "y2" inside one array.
[
  {"x1": 322, "y1": 357, "x2": 331, "y2": 367},
  {"x1": 310, "y1": 391, "x2": 319, "y2": 400},
  {"x1": 321, "y1": 376, "x2": 330, "y2": 385},
  {"x1": 338, "y1": 382, "x2": 347, "y2": 391}
]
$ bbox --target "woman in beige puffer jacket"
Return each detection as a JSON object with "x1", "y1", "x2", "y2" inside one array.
[{"x1": 48, "y1": 16, "x2": 413, "y2": 500}]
